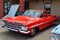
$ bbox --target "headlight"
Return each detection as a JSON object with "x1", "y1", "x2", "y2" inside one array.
[
  {"x1": 2, "y1": 22, "x2": 5, "y2": 25},
  {"x1": 50, "y1": 33, "x2": 60, "y2": 40},
  {"x1": 19, "y1": 25, "x2": 28, "y2": 31},
  {"x1": 21, "y1": 26, "x2": 27, "y2": 31}
]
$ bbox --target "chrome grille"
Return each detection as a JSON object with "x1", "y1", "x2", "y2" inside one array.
[
  {"x1": 51, "y1": 33, "x2": 60, "y2": 39},
  {"x1": 4, "y1": 21, "x2": 19, "y2": 29}
]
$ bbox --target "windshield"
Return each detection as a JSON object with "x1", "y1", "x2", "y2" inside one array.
[{"x1": 23, "y1": 10, "x2": 42, "y2": 17}]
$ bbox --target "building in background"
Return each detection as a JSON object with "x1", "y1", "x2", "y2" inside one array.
[{"x1": 0, "y1": 0, "x2": 60, "y2": 18}]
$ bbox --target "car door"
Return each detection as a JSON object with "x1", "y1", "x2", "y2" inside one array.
[{"x1": 39, "y1": 16, "x2": 54, "y2": 30}]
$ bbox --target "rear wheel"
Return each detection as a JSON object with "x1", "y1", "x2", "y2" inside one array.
[{"x1": 28, "y1": 28, "x2": 36, "y2": 37}]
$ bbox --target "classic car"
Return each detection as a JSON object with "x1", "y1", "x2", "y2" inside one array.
[
  {"x1": 1, "y1": 10, "x2": 57, "y2": 37},
  {"x1": 50, "y1": 24, "x2": 60, "y2": 40}
]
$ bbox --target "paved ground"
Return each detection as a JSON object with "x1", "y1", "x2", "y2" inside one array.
[{"x1": 0, "y1": 20, "x2": 58, "y2": 40}]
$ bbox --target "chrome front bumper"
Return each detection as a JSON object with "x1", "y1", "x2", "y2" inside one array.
[{"x1": 1, "y1": 25, "x2": 30, "y2": 34}]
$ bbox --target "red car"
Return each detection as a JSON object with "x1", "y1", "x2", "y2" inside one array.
[{"x1": 1, "y1": 10, "x2": 57, "y2": 37}]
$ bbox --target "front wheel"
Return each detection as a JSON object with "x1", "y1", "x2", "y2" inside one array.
[
  {"x1": 8, "y1": 30, "x2": 13, "y2": 32},
  {"x1": 28, "y1": 28, "x2": 36, "y2": 37}
]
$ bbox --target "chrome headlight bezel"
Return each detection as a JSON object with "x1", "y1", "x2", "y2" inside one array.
[
  {"x1": 18, "y1": 25, "x2": 28, "y2": 31},
  {"x1": 21, "y1": 26, "x2": 28, "y2": 31},
  {"x1": 2, "y1": 21, "x2": 5, "y2": 26}
]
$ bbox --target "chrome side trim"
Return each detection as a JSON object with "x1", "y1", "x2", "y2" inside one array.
[{"x1": 30, "y1": 20, "x2": 54, "y2": 28}]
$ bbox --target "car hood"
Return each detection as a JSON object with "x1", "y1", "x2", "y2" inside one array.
[
  {"x1": 3, "y1": 16, "x2": 40, "y2": 25},
  {"x1": 51, "y1": 24, "x2": 60, "y2": 34}
]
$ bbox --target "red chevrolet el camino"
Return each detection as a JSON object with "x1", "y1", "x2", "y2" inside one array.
[{"x1": 1, "y1": 10, "x2": 57, "y2": 37}]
